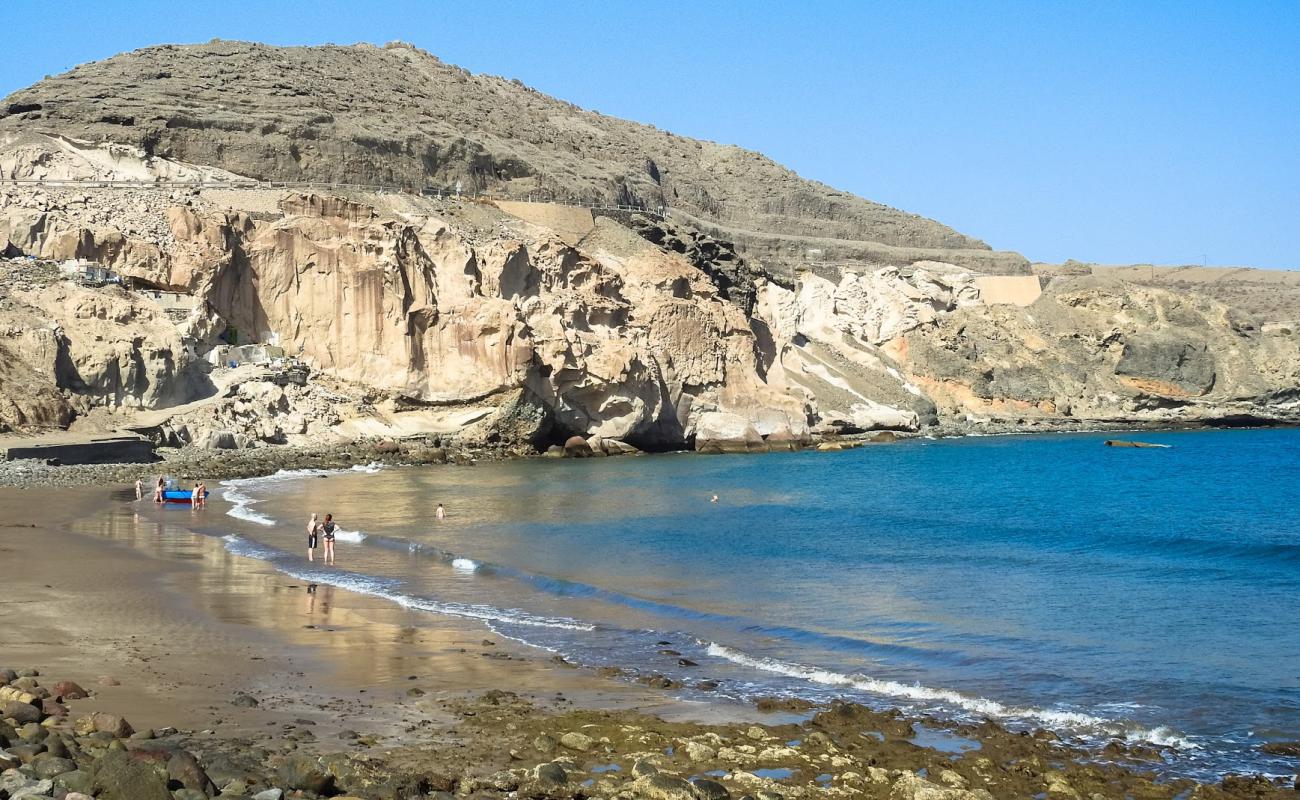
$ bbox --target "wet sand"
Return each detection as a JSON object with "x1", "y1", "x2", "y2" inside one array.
[{"x1": 0, "y1": 486, "x2": 762, "y2": 738}]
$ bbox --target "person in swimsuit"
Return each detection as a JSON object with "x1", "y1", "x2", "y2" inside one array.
[
  {"x1": 196, "y1": 481, "x2": 206, "y2": 507},
  {"x1": 436, "y1": 503, "x2": 446, "y2": 520},
  {"x1": 321, "y1": 513, "x2": 337, "y2": 565},
  {"x1": 135, "y1": 479, "x2": 144, "y2": 501},
  {"x1": 154, "y1": 477, "x2": 165, "y2": 503},
  {"x1": 307, "y1": 513, "x2": 319, "y2": 561}
]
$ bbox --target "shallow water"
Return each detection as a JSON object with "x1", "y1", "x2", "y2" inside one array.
[{"x1": 203, "y1": 428, "x2": 1299, "y2": 779}]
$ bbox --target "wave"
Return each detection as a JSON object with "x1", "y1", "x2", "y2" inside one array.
[
  {"x1": 703, "y1": 642, "x2": 1198, "y2": 749},
  {"x1": 222, "y1": 487, "x2": 275, "y2": 526},
  {"x1": 220, "y1": 464, "x2": 388, "y2": 529},
  {"x1": 452, "y1": 557, "x2": 479, "y2": 573},
  {"x1": 220, "y1": 534, "x2": 590, "y2": 632},
  {"x1": 332, "y1": 528, "x2": 367, "y2": 543}
]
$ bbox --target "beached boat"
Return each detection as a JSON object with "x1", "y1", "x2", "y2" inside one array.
[{"x1": 160, "y1": 489, "x2": 208, "y2": 504}]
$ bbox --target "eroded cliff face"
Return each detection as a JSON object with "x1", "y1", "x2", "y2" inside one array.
[
  {"x1": 0, "y1": 276, "x2": 212, "y2": 432},
  {"x1": 192, "y1": 196, "x2": 808, "y2": 449},
  {"x1": 887, "y1": 278, "x2": 1300, "y2": 427},
  {"x1": 2, "y1": 154, "x2": 1297, "y2": 447}
]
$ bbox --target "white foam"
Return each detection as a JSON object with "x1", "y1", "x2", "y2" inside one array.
[
  {"x1": 219, "y1": 535, "x2": 591, "y2": 632},
  {"x1": 1128, "y1": 726, "x2": 1199, "y2": 750},
  {"x1": 704, "y1": 643, "x2": 1196, "y2": 749},
  {"x1": 222, "y1": 487, "x2": 276, "y2": 526},
  {"x1": 332, "y1": 528, "x2": 367, "y2": 543},
  {"x1": 452, "y1": 557, "x2": 478, "y2": 573},
  {"x1": 220, "y1": 462, "x2": 386, "y2": 528}
]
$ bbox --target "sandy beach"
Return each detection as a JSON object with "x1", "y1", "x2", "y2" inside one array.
[{"x1": 3, "y1": 482, "x2": 1298, "y2": 799}]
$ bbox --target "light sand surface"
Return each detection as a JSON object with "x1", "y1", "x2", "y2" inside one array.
[{"x1": 0, "y1": 486, "x2": 764, "y2": 744}]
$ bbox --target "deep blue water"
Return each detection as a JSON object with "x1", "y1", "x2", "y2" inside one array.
[{"x1": 211, "y1": 428, "x2": 1300, "y2": 778}]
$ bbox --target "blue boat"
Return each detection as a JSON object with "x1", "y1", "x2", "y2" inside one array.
[{"x1": 160, "y1": 489, "x2": 208, "y2": 504}]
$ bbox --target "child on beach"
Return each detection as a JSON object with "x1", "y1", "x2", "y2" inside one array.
[{"x1": 135, "y1": 479, "x2": 143, "y2": 501}]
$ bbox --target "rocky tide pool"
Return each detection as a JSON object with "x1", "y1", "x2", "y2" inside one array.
[{"x1": 184, "y1": 428, "x2": 1300, "y2": 779}]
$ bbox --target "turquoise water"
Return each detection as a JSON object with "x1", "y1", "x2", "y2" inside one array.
[{"x1": 210, "y1": 428, "x2": 1300, "y2": 778}]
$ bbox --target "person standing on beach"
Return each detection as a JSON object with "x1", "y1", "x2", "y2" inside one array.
[
  {"x1": 196, "y1": 482, "x2": 207, "y2": 507},
  {"x1": 307, "y1": 513, "x2": 320, "y2": 562},
  {"x1": 135, "y1": 479, "x2": 143, "y2": 501},
  {"x1": 154, "y1": 477, "x2": 165, "y2": 503},
  {"x1": 321, "y1": 513, "x2": 337, "y2": 565},
  {"x1": 436, "y1": 503, "x2": 446, "y2": 520}
]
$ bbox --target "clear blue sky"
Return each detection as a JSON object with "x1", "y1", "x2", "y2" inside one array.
[{"x1": 3, "y1": 1, "x2": 1297, "y2": 268}]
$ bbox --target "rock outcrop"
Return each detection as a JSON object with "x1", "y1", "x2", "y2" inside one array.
[
  {"x1": 0, "y1": 50, "x2": 1297, "y2": 452},
  {"x1": 0, "y1": 265, "x2": 210, "y2": 432},
  {"x1": 887, "y1": 276, "x2": 1300, "y2": 428},
  {"x1": 3, "y1": 172, "x2": 1298, "y2": 450}
]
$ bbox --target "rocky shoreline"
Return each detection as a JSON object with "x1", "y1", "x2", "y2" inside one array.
[
  {"x1": 3, "y1": 666, "x2": 1297, "y2": 800},
  {"x1": 2, "y1": 412, "x2": 1293, "y2": 489}
]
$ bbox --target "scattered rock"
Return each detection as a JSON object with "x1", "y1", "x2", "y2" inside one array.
[
  {"x1": 91, "y1": 749, "x2": 171, "y2": 800},
  {"x1": 275, "y1": 753, "x2": 333, "y2": 794},
  {"x1": 167, "y1": 749, "x2": 217, "y2": 795},
  {"x1": 559, "y1": 731, "x2": 594, "y2": 752}
]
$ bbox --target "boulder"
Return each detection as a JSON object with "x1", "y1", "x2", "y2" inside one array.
[
  {"x1": 276, "y1": 753, "x2": 334, "y2": 794},
  {"x1": 682, "y1": 740, "x2": 716, "y2": 762},
  {"x1": 559, "y1": 731, "x2": 595, "y2": 752},
  {"x1": 694, "y1": 411, "x2": 766, "y2": 454},
  {"x1": 55, "y1": 769, "x2": 94, "y2": 795},
  {"x1": 562, "y1": 436, "x2": 593, "y2": 458},
  {"x1": 2, "y1": 701, "x2": 41, "y2": 725},
  {"x1": 6, "y1": 777, "x2": 54, "y2": 799},
  {"x1": 692, "y1": 777, "x2": 731, "y2": 800},
  {"x1": 30, "y1": 754, "x2": 76, "y2": 779},
  {"x1": 1260, "y1": 741, "x2": 1300, "y2": 757},
  {"x1": 633, "y1": 772, "x2": 698, "y2": 800},
  {"x1": 91, "y1": 749, "x2": 172, "y2": 800},
  {"x1": 83, "y1": 712, "x2": 134, "y2": 738},
  {"x1": 166, "y1": 749, "x2": 217, "y2": 795},
  {"x1": 50, "y1": 681, "x2": 89, "y2": 700},
  {"x1": 534, "y1": 761, "x2": 568, "y2": 785}
]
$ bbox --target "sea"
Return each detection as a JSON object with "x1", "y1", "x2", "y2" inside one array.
[{"x1": 200, "y1": 428, "x2": 1296, "y2": 779}]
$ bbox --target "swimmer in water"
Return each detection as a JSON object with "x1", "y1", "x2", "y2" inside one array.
[
  {"x1": 710, "y1": 494, "x2": 719, "y2": 503},
  {"x1": 436, "y1": 503, "x2": 446, "y2": 520}
]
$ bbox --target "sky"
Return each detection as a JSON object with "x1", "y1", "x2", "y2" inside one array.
[{"x1": 2, "y1": 1, "x2": 1298, "y2": 268}]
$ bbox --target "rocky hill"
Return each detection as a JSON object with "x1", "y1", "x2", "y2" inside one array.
[
  {"x1": 0, "y1": 40, "x2": 1025, "y2": 277},
  {"x1": 0, "y1": 44, "x2": 1296, "y2": 459}
]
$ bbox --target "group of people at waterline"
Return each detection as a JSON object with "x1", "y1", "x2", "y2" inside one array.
[
  {"x1": 135, "y1": 476, "x2": 207, "y2": 506},
  {"x1": 133, "y1": 477, "x2": 449, "y2": 567}
]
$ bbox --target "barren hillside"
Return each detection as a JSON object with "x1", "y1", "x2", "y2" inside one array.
[{"x1": 0, "y1": 40, "x2": 1009, "y2": 273}]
